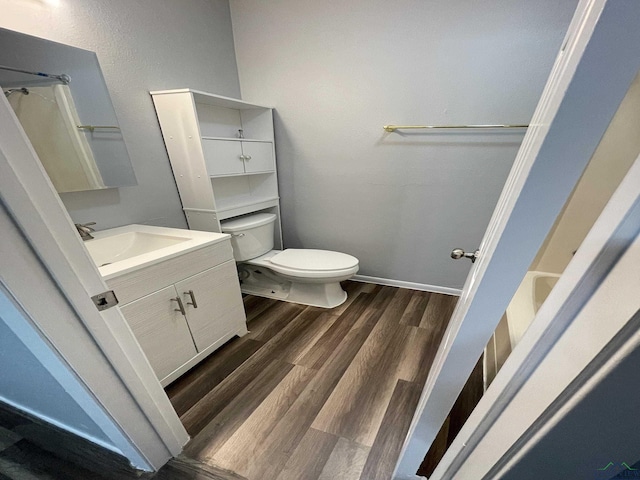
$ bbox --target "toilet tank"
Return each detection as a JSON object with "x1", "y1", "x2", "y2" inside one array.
[{"x1": 220, "y1": 213, "x2": 276, "y2": 261}]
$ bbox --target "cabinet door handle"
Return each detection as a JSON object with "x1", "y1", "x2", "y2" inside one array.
[
  {"x1": 184, "y1": 290, "x2": 198, "y2": 309},
  {"x1": 172, "y1": 296, "x2": 186, "y2": 315}
]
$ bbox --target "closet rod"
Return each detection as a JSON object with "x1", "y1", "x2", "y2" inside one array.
[
  {"x1": 383, "y1": 124, "x2": 528, "y2": 132},
  {"x1": 0, "y1": 64, "x2": 70, "y2": 84}
]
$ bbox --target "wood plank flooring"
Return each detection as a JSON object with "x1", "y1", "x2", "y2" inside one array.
[
  {"x1": 167, "y1": 281, "x2": 457, "y2": 480},
  {"x1": 0, "y1": 401, "x2": 245, "y2": 480},
  {"x1": 417, "y1": 355, "x2": 485, "y2": 477}
]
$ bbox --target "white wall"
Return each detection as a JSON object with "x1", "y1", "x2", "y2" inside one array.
[
  {"x1": 0, "y1": 0, "x2": 240, "y2": 230},
  {"x1": 230, "y1": 0, "x2": 578, "y2": 289}
]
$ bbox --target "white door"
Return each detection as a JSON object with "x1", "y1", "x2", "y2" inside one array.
[
  {"x1": 0, "y1": 80, "x2": 189, "y2": 469},
  {"x1": 394, "y1": 0, "x2": 640, "y2": 478},
  {"x1": 241, "y1": 141, "x2": 275, "y2": 173},
  {"x1": 203, "y1": 138, "x2": 245, "y2": 176}
]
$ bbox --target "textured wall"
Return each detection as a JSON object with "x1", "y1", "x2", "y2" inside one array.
[
  {"x1": 0, "y1": 0, "x2": 240, "y2": 229},
  {"x1": 230, "y1": 0, "x2": 578, "y2": 289}
]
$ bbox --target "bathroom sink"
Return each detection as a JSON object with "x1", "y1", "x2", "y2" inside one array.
[
  {"x1": 84, "y1": 224, "x2": 230, "y2": 279},
  {"x1": 85, "y1": 231, "x2": 189, "y2": 267}
]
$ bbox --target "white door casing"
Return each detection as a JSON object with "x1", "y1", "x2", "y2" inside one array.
[{"x1": 394, "y1": 0, "x2": 640, "y2": 477}]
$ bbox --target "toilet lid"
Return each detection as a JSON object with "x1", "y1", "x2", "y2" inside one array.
[{"x1": 270, "y1": 249, "x2": 358, "y2": 271}]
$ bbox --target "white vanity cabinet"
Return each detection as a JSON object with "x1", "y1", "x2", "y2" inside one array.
[
  {"x1": 108, "y1": 238, "x2": 247, "y2": 386},
  {"x1": 150, "y1": 89, "x2": 283, "y2": 249}
]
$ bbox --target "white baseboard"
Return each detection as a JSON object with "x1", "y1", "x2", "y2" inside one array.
[{"x1": 352, "y1": 275, "x2": 462, "y2": 296}]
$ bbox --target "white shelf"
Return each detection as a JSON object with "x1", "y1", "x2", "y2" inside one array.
[
  {"x1": 150, "y1": 88, "x2": 272, "y2": 109},
  {"x1": 209, "y1": 171, "x2": 274, "y2": 178},
  {"x1": 215, "y1": 196, "x2": 279, "y2": 212},
  {"x1": 215, "y1": 198, "x2": 280, "y2": 220}
]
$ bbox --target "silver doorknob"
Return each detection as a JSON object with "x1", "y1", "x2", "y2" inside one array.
[{"x1": 451, "y1": 248, "x2": 479, "y2": 263}]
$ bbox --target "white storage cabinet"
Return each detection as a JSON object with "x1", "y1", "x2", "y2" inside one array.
[{"x1": 150, "y1": 89, "x2": 283, "y2": 249}]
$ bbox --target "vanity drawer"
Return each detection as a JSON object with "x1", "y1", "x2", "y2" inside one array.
[{"x1": 108, "y1": 240, "x2": 234, "y2": 305}]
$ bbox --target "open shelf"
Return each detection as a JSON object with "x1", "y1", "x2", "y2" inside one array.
[
  {"x1": 215, "y1": 197, "x2": 280, "y2": 220},
  {"x1": 151, "y1": 89, "x2": 283, "y2": 249},
  {"x1": 201, "y1": 136, "x2": 269, "y2": 143}
]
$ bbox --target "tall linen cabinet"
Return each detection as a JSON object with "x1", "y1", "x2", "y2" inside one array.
[{"x1": 150, "y1": 89, "x2": 283, "y2": 249}]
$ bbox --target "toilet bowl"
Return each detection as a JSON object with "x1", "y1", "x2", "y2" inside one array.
[{"x1": 221, "y1": 213, "x2": 359, "y2": 308}]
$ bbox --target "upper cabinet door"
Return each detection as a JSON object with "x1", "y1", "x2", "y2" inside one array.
[
  {"x1": 119, "y1": 286, "x2": 198, "y2": 381},
  {"x1": 176, "y1": 260, "x2": 246, "y2": 352},
  {"x1": 203, "y1": 139, "x2": 244, "y2": 176},
  {"x1": 241, "y1": 141, "x2": 275, "y2": 173}
]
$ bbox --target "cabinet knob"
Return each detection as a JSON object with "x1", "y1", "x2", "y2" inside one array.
[{"x1": 245, "y1": 155, "x2": 251, "y2": 160}]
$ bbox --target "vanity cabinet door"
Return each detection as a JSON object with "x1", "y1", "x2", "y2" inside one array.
[
  {"x1": 120, "y1": 286, "x2": 198, "y2": 381},
  {"x1": 241, "y1": 141, "x2": 274, "y2": 173},
  {"x1": 176, "y1": 260, "x2": 246, "y2": 352},
  {"x1": 202, "y1": 139, "x2": 244, "y2": 176}
]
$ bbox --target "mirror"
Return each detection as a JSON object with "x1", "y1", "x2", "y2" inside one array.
[{"x1": 0, "y1": 28, "x2": 137, "y2": 193}]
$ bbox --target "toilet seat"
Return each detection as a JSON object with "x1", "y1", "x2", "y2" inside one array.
[{"x1": 247, "y1": 249, "x2": 359, "y2": 279}]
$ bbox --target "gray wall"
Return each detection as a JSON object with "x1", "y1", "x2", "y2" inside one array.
[
  {"x1": 230, "y1": 0, "x2": 579, "y2": 289},
  {"x1": 0, "y1": 0, "x2": 241, "y2": 229}
]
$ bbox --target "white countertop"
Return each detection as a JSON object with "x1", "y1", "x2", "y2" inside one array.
[{"x1": 84, "y1": 224, "x2": 230, "y2": 280}]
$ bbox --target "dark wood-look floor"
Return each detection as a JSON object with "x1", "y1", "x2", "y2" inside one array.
[
  {"x1": 0, "y1": 401, "x2": 244, "y2": 480},
  {"x1": 417, "y1": 355, "x2": 484, "y2": 477},
  {"x1": 167, "y1": 281, "x2": 458, "y2": 480}
]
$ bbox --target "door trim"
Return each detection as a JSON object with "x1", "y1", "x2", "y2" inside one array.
[{"x1": 394, "y1": 0, "x2": 640, "y2": 477}]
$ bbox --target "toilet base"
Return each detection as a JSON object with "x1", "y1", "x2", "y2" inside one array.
[{"x1": 238, "y1": 264, "x2": 348, "y2": 309}]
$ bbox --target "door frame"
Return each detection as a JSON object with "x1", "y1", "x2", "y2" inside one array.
[
  {"x1": 0, "y1": 86, "x2": 188, "y2": 469},
  {"x1": 394, "y1": 0, "x2": 640, "y2": 478}
]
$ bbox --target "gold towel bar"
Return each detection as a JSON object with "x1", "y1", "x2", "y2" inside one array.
[
  {"x1": 383, "y1": 124, "x2": 528, "y2": 132},
  {"x1": 77, "y1": 125, "x2": 121, "y2": 132}
]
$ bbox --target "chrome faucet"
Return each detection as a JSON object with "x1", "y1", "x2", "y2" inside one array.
[{"x1": 75, "y1": 222, "x2": 96, "y2": 241}]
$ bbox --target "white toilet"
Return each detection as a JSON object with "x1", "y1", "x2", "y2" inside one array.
[{"x1": 220, "y1": 213, "x2": 359, "y2": 308}]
